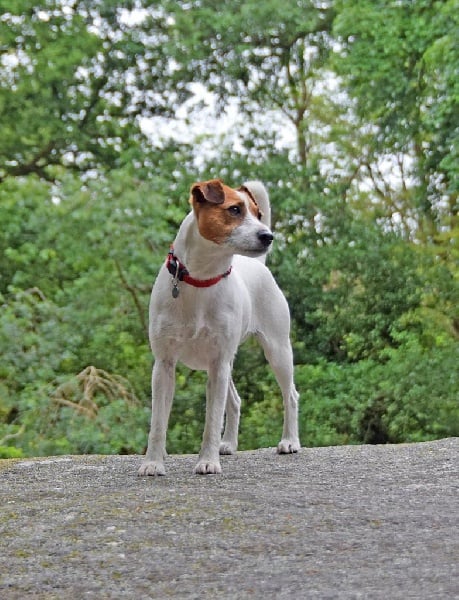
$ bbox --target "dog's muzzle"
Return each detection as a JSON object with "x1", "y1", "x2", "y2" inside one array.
[{"x1": 257, "y1": 230, "x2": 274, "y2": 248}]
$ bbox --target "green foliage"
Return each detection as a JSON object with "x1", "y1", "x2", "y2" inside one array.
[
  {"x1": 333, "y1": 0, "x2": 458, "y2": 228},
  {"x1": 164, "y1": 0, "x2": 335, "y2": 166},
  {"x1": 0, "y1": 446, "x2": 24, "y2": 458},
  {"x1": 0, "y1": 161, "x2": 193, "y2": 457},
  {"x1": 0, "y1": 0, "x2": 189, "y2": 181},
  {"x1": 5, "y1": 375, "x2": 151, "y2": 457},
  {"x1": 166, "y1": 368, "x2": 208, "y2": 454},
  {"x1": 232, "y1": 334, "x2": 459, "y2": 451}
]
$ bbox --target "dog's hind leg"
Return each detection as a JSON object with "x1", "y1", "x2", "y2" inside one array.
[
  {"x1": 138, "y1": 358, "x2": 176, "y2": 476},
  {"x1": 258, "y1": 335, "x2": 300, "y2": 454},
  {"x1": 220, "y1": 376, "x2": 241, "y2": 455}
]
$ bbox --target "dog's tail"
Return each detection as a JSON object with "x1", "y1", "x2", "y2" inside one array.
[
  {"x1": 243, "y1": 180, "x2": 271, "y2": 229},
  {"x1": 243, "y1": 181, "x2": 272, "y2": 264}
]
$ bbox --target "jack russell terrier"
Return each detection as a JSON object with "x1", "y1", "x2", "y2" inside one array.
[{"x1": 138, "y1": 179, "x2": 300, "y2": 476}]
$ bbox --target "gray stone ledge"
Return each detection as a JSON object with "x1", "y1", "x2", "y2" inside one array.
[{"x1": 1, "y1": 439, "x2": 458, "y2": 599}]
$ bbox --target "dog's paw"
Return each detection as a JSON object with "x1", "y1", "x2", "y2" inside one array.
[
  {"x1": 137, "y1": 461, "x2": 166, "y2": 476},
  {"x1": 277, "y1": 439, "x2": 301, "y2": 454},
  {"x1": 194, "y1": 460, "x2": 222, "y2": 475},
  {"x1": 219, "y1": 441, "x2": 237, "y2": 455}
]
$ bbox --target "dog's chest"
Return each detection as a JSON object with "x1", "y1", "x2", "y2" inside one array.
[
  {"x1": 154, "y1": 300, "x2": 237, "y2": 342},
  {"x1": 153, "y1": 314, "x2": 234, "y2": 370},
  {"x1": 150, "y1": 283, "x2": 249, "y2": 369}
]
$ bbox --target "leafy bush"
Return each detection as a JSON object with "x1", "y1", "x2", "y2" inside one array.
[
  {"x1": 0, "y1": 367, "x2": 150, "y2": 457},
  {"x1": 296, "y1": 336, "x2": 459, "y2": 447}
]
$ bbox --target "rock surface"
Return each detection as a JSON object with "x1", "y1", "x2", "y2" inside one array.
[{"x1": 1, "y1": 439, "x2": 458, "y2": 599}]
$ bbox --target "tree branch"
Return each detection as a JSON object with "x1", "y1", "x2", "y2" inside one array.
[{"x1": 114, "y1": 259, "x2": 148, "y2": 336}]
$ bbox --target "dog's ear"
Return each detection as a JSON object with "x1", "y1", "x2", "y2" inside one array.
[{"x1": 190, "y1": 179, "x2": 225, "y2": 205}]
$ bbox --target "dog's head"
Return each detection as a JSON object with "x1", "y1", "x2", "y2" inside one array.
[{"x1": 189, "y1": 179, "x2": 273, "y2": 257}]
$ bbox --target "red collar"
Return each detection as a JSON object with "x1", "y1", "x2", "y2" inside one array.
[{"x1": 166, "y1": 246, "x2": 232, "y2": 290}]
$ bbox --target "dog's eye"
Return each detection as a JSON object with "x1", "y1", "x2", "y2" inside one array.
[{"x1": 228, "y1": 205, "x2": 242, "y2": 216}]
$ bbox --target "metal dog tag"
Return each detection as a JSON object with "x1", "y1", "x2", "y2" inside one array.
[{"x1": 172, "y1": 284, "x2": 179, "y2": 298}]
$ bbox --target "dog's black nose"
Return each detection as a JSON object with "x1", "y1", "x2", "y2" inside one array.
[{"x1": 257, "y1": 230, "x2": 274, "y2": 247}]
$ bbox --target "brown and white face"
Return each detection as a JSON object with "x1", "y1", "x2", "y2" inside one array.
[{"x1": 189, "y1": 179, "x2": 273, "y2": 257}]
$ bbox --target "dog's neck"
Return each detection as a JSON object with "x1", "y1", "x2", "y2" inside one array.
[{"x1": 172, "y1": 212, "x2": 234, "y2": 279}]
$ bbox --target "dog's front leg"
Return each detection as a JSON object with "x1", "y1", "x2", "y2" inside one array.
[
  {"x1": 194, "y1": 360, "x2": 231, "y2": 474},
  {"x1": 138, "y1": 358, "x2": 175, "y2": 476}
]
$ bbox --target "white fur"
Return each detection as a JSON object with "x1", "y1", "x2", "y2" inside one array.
[{"x1": 138, "y1": 181, "x2": 300, "y2": 476}]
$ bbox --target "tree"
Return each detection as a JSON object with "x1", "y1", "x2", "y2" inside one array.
[
  {"x1": 333, "y1": 0, "x2": 459, "y2": 239},
  {"x1": 0, "y1": 0, "x2": 188, "y2": 181},
  {"x1": 163, "y1": 0, "x2": 335, "y2": 169}
]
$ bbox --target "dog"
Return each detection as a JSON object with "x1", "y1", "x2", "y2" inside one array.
[{"x1": 138, "y1": 179, "x2": 300, "y2": 476}]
